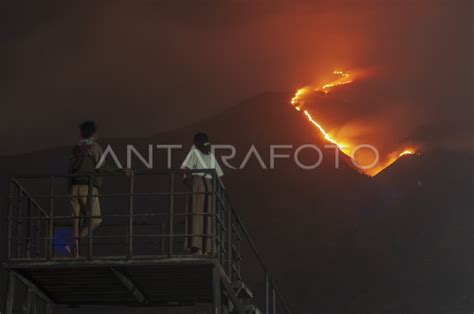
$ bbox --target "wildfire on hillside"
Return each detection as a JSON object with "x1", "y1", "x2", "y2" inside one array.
[{"x1": 291, "y1": 70, "x2": 417, "y2": 176}]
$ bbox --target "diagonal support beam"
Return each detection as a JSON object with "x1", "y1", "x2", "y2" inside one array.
[
  {"x1": 110, "y1": 268, "x2": 148, "y2": 305},
  {"x1": 5, "y1": 271, "x2": 15, "y2": 314},
  {"x1": 23, "y1": 288, "x2": 33, "y2": 314},
  {"x1": 13, "y1": 271, "x2": 53, "y2": 306},
  {"x1": 213, "y1": 266, "x2": 222, "y2": 314},
  {"x1": 216, "y1": 266, "x2": 247, "y2": 314}
]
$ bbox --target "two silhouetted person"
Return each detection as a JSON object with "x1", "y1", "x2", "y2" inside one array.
[
  {"x1": 181, "y1": 132, "x2": 224, "y2": 255},
  {"x1": 66, "y1": 125, "x2": 222, "y2": 257}
]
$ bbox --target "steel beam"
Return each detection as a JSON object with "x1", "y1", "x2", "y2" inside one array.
[
  {"x1": 110, "y1": 268, "x2": 148, "y2": 305},
  {"x1": 212, "y1": 265, "x2": 222, "y2": 314},
  {"x1": 23, "y1": 288, "x2": 32, "y2": 314},
  {"x1": 5, "y1": 271, "x2": 15, "y2": 314},
  {"x1": 217, "y1": 266, "x2": 246, "y2": 314},
  {"x1": 13, "y1": 271, "x2": 53, "y2": 305}
]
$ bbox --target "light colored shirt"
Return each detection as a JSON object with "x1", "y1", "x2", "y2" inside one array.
[{"x1": 181, "y1": 146, "x2": 224, "y2": 179}]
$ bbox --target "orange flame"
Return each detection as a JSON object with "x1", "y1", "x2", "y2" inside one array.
[
  {"x1": 303, "y1": 110, "x2": 349, "y2": 154},
  {"x1": 291, "y1": 70, "x2": 417, "y2": 176},
  {"x1": 364, "y1": 148, "x2": 417, "y2": 176},
  {"x1": 399, "y1": 149, "x2": 415, "y2": 157},
  {"x1": 291, "y1": 70, "x2": 352, "y2": 108},
  {"x1": 319, "y1": 70, "x2": 353, "y2": 93}
]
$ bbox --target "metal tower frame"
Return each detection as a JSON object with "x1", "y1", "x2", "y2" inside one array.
[{"x1": 3, "y1": 170, "x2": 291, "y2": 314}]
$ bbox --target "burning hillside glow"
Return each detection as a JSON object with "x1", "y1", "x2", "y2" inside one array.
[
  {"x1": 320, "y1": 70, "x2": 353, "y2": 93},
  {"x1": 291, "y1": 70, "x2": 353, "y2": 111},
  {"x1": 364, "y1": 148, "x2": 417, "y2": 176},
  {"x1": 399, "y1": 149, "x2": 415, "y2": 157},
  {"x1": 291, "y1": 70, "x2": 417, "y2": 176},
  {"x1": 303, "y1": 110, "x2": 347, "y2": 152}
]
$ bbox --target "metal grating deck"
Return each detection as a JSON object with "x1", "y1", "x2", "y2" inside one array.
[{"x1": 9, "y1": 258, "x2": 216, "y2": 306}]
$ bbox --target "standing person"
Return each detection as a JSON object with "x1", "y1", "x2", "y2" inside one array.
[
  {"x1": 181, "y1": 132, "x2": 224, "y2": 255},
  {"x1": 67, "y1": 121, "x2": 104, "y2": 257}
]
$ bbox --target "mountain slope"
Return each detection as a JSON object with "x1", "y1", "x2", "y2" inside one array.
[{"x1": 347, "y1": 150, "x2": 474, "y2": 313}]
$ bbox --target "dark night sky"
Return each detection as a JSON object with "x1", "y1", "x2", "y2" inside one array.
[{"x1": 1, "y1": 0, "x2": 472, "y2": 155}]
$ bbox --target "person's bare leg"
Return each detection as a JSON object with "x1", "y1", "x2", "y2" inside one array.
[
  {"x1": 79, "y1": 219, "x2": 101, "y2": 239},
  {"x1": 79, "y1": 189, "x2": 102, "y2": 242}
]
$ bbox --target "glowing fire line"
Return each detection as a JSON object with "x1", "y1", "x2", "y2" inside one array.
[
  {"x1": 292, "y1": 70, "x2": 354, "y2": 154},
  {"x1": 291, "y1": 70, "x2": 416, "y2": 175},
  {"x1": 399, "y1": 150, "x2": 415, "y2": 157},
  {"x1": 303, "y1": 110, "x2": 341, "y2": 148},
  {"x1": 320, "y1": 70, "x2": 352, "y2": 93}
]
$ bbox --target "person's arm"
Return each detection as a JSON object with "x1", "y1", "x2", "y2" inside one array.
[
  {"x1": 181, "y1": 148, "x2": 197, "y2": 188},
  {"x1": 216, "y1": 158, "x2": 225, "y2": 187},
  {"x1": 210, "y1": 154, "x2": 225, "y2": 188},
  {"x1": 216, "y1": 161, "x2": 224, "y2": 178},
  {"x1": 92, "y1": 143, "x2": 116, "y2": 172},
  {"x1": 93, "y1": 144, "x2": 133, "y2": 176},
  {"x1": 92, "y1": 143, "x2": 103, "y2": 166},
  {"x1": 211, "y1": 153, "x2": 224, "y2": 177}
]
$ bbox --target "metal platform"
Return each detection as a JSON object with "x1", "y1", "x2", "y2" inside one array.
[
  {"x1": 9, "y1": 258, "x2": 219, "y2": 306},
  {"x1": 3, "y1": 170, "x2": 291, "y2": 314}
]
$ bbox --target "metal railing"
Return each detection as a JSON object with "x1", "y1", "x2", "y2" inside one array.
[{"x1": 7, "y1": 169, "x2": 291, "y2": 313}]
